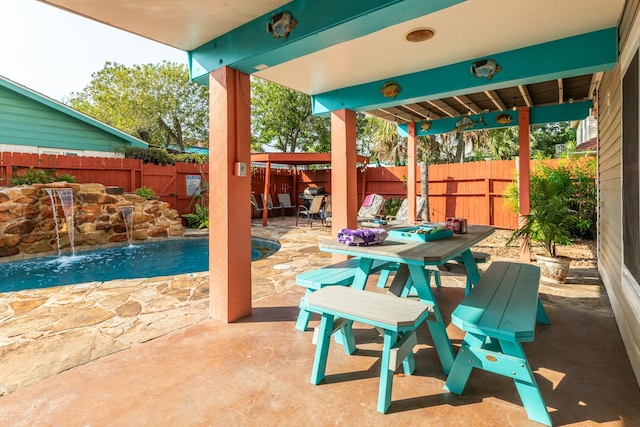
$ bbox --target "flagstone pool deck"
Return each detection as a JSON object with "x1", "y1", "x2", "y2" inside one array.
[{"x1": 1, "y1": 217, "x2": 639, "y2": 426}]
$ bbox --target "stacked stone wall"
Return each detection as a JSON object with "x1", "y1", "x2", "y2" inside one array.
[{"x1": 0, "y1": 182, "x2": 183, "y2": 258}]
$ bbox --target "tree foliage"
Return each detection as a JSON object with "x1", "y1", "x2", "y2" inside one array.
[
  {"x1": 68, "y1": 61, "x2": 209, "y2": 151},
  {"x1": 251, "y1": 78, "x2": 330, "y2": 152}
]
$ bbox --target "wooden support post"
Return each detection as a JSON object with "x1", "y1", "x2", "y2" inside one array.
[
  {"x1": 331, "y1": 109, "x2": 357, "y2": 263},
  {"x1": 518, "y1": 107, "x2": 532, "y2": 262},
  {"x1": 407, "y1": 122, "x2": 417, "y2": 224},
  {"x1": 262, "y1": 160, "x2": 271, "y2": 226},
  {"x1": 208, "y1": 67, "x2": 252, "y2": 322}
]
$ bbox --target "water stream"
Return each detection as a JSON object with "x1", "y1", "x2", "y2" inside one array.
[
  {"x1": 119, "y1": 206, "x2": 134, "y2": 246},
  {"x1": 44, "y1": 188, "x2": 76, "y2": 256}
]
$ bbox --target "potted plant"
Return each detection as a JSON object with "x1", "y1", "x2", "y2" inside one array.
[{"x1": 505, "y1": 161, "x2": 593, "y2": 284}]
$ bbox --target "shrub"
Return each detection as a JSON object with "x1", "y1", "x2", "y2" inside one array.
[
  {"x1": 182, "y1": 204, "x2": 209, "y2": 228},
  {"x1": 135, "y1": 186, "x2": 157, "y2": 200},
  {"x1": 10, "y1": 168, "x2": 76, "y2": 186},
  {"x1": 383, "y1": 197, "x2": 402, "y2": 218},
  {"x1": 120, "y1": 146, "x2": 208, "y2": 165},
  {"x1": 504, "y1": 157, "x2": 596, "y2": 256},
  {"x1": 121, "y1": 146, "x2": 175, "y2": 165}
]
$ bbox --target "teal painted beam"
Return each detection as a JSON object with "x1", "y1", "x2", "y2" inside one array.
[
  {"x1": 313, "y1": 28, "x2": 616, "y2": 115},
  {"x1": 188, "y1": 0, "x2": 464, "y2": 85},
  {"x1": 397, "y1": 101, "x2": 593, "y2": 136}
]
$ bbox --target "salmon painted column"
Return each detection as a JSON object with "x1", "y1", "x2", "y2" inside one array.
[
  {"x1": 262, "y1": 160, "x2": 271, "y2": 226},
  {"x1": 407, "y1": 122, "x2": 417, "y2": 223},
  {"x1": 331, "y1": 109, "x2": 358, "y2": 262},
  {"x1": 209, "y1": 67, "x2": 252, "y2": 322},
  {"x1": 518, "y1": 107, "x2": 532, "y2": 262}
]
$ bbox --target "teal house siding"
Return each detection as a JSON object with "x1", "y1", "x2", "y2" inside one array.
[{"x1": 0, "y1": 75, "x2": 147, "y2": 156}]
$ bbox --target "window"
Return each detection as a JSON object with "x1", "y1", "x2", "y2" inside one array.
[{"x1": 622, "y1": 50, "x2": 640, "y2": 283}]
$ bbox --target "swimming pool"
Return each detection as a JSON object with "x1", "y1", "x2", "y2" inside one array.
[{"x1": 0, "y1": 237, "x2": 280, "y2": 293}]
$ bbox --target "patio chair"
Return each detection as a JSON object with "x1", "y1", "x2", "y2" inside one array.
[
  {"x1": 277, "y1": 193, "x2": 296, "y2": 217},
  {"x1": 321, "y1": 195, "x2": 332, "y2": 229},
  {"x1": 251, "y1": 193, "x2": 272, "y2": 221},
  {"x1": 266, "y1": 194, "x2": 278, "y2": 218},
  {"x1": 297, "y1": 195, "x2": 325, "y2": 228},
  {"x1": 356, "y1": 194, "x2": 385, "y2": 223}
]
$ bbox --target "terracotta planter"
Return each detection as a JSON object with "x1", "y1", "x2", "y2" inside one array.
[{"x1": 535, "y1": 254, "x2": 571, "y2": 284}]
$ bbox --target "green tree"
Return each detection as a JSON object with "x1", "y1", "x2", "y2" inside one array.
[
  {"x1": 370, "y1": 119, "x2": 406, "y2": 165},
  {"x1": 69, "y1": 61, "x2": 208, "y2": 151},
  {"x1": 530, "y1": 122, "x2": 576, "y2": 158},
  {"x1": 250, "y1": 78, "x2": 330, "y2": 152}
]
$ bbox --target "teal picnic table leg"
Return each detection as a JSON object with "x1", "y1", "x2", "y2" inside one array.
[
  {"x1": 406, "y1": 263, "x2": 455, "y2": 374},
  {"x1": 352, "y1": 258, "x2": 375, "y2": 290},
  {"x1": 500, "y1": 340, "x2": 553, "y2": 426},
  {"x1": 458, "y1": 249, "x2": 481, "y2": 295},
  {"x1": 377, "y1": 330, "x2": 399, "y2": 413},
  {"x1": 333, "y1": 317, "x2": 357, "y2": 355},
  {"x1": 311, "y1": 313, "x2": 334, "y2": 384}
]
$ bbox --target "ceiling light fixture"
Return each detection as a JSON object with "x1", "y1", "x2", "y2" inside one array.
[{"x1": 405, "y1": 28, "x2": 436, "y2": 42}]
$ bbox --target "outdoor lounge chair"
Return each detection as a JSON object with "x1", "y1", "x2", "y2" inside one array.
[
  {"x1": 297, "y1": 195, "x2": 325, "y2": 227},
  {"x1": 356, "y1": 194, "x2": 385, "y2": 223},
  {"x1": 277, "y1": 193, "x2": 296, "y2": 217},
  {"x1": 385, "y1": 196, "x2": 426, "y2": 225}
]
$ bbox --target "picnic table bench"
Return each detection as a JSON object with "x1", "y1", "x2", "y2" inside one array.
[
  {"x1": 295, "y1": 257, "x2": 394, "y2": 331},
  {"x1": 304, "y1": 285, "x2": 433, "y2": 413},
  {"x1": 444, "y1": 261, "x2": 553, "y2": 426}
]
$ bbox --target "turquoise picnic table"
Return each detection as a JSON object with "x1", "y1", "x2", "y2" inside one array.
[{"x1": 318, "y1": 224, "x2": 495, "y2": 374}]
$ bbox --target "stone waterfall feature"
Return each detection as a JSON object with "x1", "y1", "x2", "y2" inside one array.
[{"x1": 0, "y1": 183, "x2": 184, "y2": 259}]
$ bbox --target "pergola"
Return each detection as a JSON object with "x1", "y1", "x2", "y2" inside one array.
[
  {"x1": 250, "y1": 152, "x2": 368, "y2": 226},
  {"x1": 40, "y1": 0, "x2": 622, "y2": 322}
]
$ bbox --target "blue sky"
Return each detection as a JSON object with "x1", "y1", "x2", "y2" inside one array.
[{"x1": 0, "y1": 2, "x2": 188, "y2": 101}]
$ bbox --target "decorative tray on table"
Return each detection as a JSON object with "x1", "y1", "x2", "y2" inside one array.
[{"x1": 389, "y1": 225, "x2": 454, "y2": 242}]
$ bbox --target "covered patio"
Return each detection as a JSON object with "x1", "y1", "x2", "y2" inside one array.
[{"x1": 22, "y1": 0, "x2": 640, "y2": 424}]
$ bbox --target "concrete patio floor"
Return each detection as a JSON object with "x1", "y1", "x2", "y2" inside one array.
[{"x1": 1, "y1": 217, "x2": 639, "y2": 426}]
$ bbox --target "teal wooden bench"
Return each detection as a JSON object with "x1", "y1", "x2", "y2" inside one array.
[
  {"x1": 304, "y1": 286, "x2": 433, "y2": 413},
  {"x1": 295, "y1": 258, "x2": 393, "y2": 331},
  {"x1": 444, "y1": 262, "x2": 552, "y2": 426}
]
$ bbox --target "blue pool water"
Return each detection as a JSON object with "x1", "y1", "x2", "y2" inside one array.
[{"x1": 0, "y1": 237, "x2": 280, "y2": 293}]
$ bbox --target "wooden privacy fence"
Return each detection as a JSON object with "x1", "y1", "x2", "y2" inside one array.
[
  {"x1": 0, "y1": 152, "x2": 209, "y2": 216},
  {"x1": 1, "y1": 151, "x2": 569, "y2": 228}
]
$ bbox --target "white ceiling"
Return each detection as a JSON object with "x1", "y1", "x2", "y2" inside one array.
[{"x1": 41, "y1": 0, "x2": 625, "y2": 97}]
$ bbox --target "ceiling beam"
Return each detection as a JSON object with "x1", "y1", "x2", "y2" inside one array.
[
  {"x1": 484, "y1": 90, "x2": 506, "y2": 111},
  {"x1": 453, "y1": 95, "x2": 482, "y2": 115},
  {"x1": 188, "y1": 0, "x2": 463, "y2": 84},
  {"x1": 377, "y1": 108, "x2": 412, "y2": 122},
  {"x1": 518, "y1": 85, "x2": 533, "y2": 107},
  {"x1": 397, "y1": 101, "x2": 593, "y2": 136},
  {"x1": 557, "y1": 78, "x2": 564, "y2": 104},
  {"x1": 312, "y1": 28, "x2": 617, "y2": 115},
  {"x1": 402, "y1": 104, "x2": 431, "y2": 120},
  {"x1": 426, "y1": 100, "x2": 458, "y2": 118}
]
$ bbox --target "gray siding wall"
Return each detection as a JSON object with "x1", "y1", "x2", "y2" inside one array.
[
  {"x1": 598, "y1": 0, "x2": 640, "y2": 384},
  {"x1": 0, "y1": 86, "x2": 134, "y2": 154}
]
